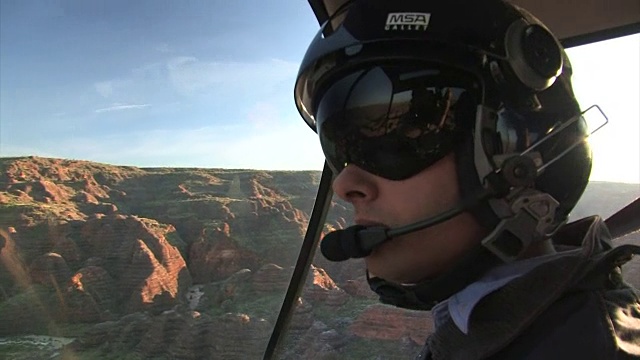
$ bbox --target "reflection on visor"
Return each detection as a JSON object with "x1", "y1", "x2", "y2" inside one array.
[{"x1": 316, "y1": 64, "x2": 480, "y2": 180}]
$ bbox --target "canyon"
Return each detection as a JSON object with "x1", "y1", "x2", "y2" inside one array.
[{"x1": 0, "y1": 156, "x2": 638, "y2": 359}]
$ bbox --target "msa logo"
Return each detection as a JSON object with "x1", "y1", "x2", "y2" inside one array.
[{"x1": 385, "y1": 12, "x2": 431, "y2": 31}]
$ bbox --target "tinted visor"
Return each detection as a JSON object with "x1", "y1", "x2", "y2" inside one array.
[{"x1": 316, "y1": 64, "x2": 480, "y2": 180}]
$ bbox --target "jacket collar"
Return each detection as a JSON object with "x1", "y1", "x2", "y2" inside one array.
[{"x1": 427, "y1": 216, "x2": 637, "y2": 360}]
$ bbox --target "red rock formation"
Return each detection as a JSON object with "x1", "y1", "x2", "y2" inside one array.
[
  {"x1": 67, "y1": 266, "x2": 116, "y2": 312},
  {"x1": 51, "y1": 236, "x2": 82, "y2": 266},
  {"x1": 340, "y1": 275, "x2": 378, "y2": 300},
  {"x1": 325, "y1": 288, "x2": 349, "y2": 307},
  {"x1": 0, "y1": 228, "x2": 31, "y2": 290},
  {"x1": 188, "y1": 224, "x2": 261, "y2": 283},
  {"x1": 289, "y1": 298, "x2": 314, "y2": 331},
  {"x1": 302, "y1": 265, "x2": 341, "y2": 304},
  {"x1": 73, "y1": 191, "x2": 99, "y2": 204},
  {"x1": 121, "y1": 238, "x2": 182, "y2": 313},
  {"x1": 64, "y1": 287, "x2": 102, "y2": 323},
  {"x1": 28, "y1": 252, "x2": 72, "y2": 289},
  {"x1": 224, "y1": 175, "x2": 309, "y2": 266},
  {"x1": 199, "y1": 312, "x2": 272, "y2": 359},
  {"x1": 219, "y1": 268, "x2": 252, "y2": 300},
  {"x1": 8, "y1": 180, "x2": 73, "y2": 203},
  {"x1": 252, "y1": 263, "x2": 290, "y2": 294},
  {"x1": 313, "y1": 252, "x2": 366, "y2": 285},
  {"x1": 77, "y1": 176, "x2": 111, "y2": 200},
  {"x1": 0, "y1": 192, "x2": 11, "y2": 204},
  {"x1": 73, "y1": 215, "x2": 191, "y2": 314},
  {"x1": 348, "y1": 304, "x2": 434, "y2": 345},
  {"x1": 136, "y1": 309, "x2": 192, "y2": 357}
]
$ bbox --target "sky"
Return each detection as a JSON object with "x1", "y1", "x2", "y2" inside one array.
[{"x1": 0, "y1": 1, "x2": 638, "y2": 184}]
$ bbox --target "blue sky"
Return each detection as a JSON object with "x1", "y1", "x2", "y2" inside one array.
[
  {"x1": 0, "y1": 1, "x2": 638, "y2": 183},
  {"x1": 0, "y1": 0, "x2": 325, "y2": 169}
]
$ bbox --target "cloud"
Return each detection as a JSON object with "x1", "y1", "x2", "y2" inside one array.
[
  {"x1": 131, "y1": 62, "x2": 165, "y2": 79},
  {"x1": 166, "y1": 57, "x2": 299, "y2": 94},
  {"x1": 247, "y1": 101, "x2": 280, "y2": 129},
  {"x1": 94, "y1": 103, "x2": 151, "y2": 113},
  {"x1": 3, "y1": 96, "x2": 323, "y2": 170},
  {"x1": 120, "y1": 121, "x2": 324, "y2": 170},
  {"x1": 90, "y1": 57, "x2": 297, "y2": 105},
  {"x1": 93, "y1": 79, "x2": 132, "y2": 98},
  {"x1": 93, "y1": 62, "x2": 165, "y2": 100},
  {"x1": 94, "y1": 81, "x2": 114, "y2": 98},
  {"x1": 26, "y1": 106, "x2": 324, "y2": 170}
]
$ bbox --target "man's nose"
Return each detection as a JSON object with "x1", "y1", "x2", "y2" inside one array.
[{"x1": 331, "y1": 164, "x2": 378, "y2": 204}]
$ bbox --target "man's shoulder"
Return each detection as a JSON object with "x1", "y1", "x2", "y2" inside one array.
[
  {"x1": 494, "y1": 286, "x2": 639, "y2": 359},
  {"x1": 426, "y1": 277, "x2": 640, "y2": 360},
  {"x1": 477, "y1": 245, "x2": 640, "y2": 359}
]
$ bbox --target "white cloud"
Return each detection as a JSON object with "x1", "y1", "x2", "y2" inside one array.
[
  {"x1": 93, "y1": 62, "x2": 165, "y2": 100},
  {"x1": 94, "y1": 81, "x2": 115, "y2": 98},
  {"x1": 166, "y1": 57, "x2": 299, "y2": 94},
  {"x1": 27, "y1": 109, "x2": 324, "y2": 170},
  {"x1": 94, "y1": 103, "x2": 151, "y2": 113},
  {"x1": 131, "y1": 62, "x2": 164, "y2": 78},
  {"x1": 91, "y1": 57, "x2": 298, "y2": 104},
  {"x1": 93, "y1": 78, "x2": 133, "y2": 98},
  {"x1": 247, "y1": 101, "x2": 280, "y2": 129}
]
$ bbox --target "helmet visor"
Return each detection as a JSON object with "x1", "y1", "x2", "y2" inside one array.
[{"x1": 315, "y1": 63, "x2": 480, "y2": 180}]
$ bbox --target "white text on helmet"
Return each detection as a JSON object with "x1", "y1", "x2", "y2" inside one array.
[{"x1": 385, "y1": 13, "x2": 431, "y2": 31}]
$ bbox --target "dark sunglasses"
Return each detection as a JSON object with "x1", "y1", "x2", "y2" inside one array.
[{"x1": 314, "y1": 63, "x2": 481, "y2": 180}]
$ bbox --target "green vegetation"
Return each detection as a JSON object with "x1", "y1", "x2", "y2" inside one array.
[
  {"x1": 0, "y1": 286, "x2": 60, "y2": 336},
  {"x1": 230, "y1": 292, "x2": 285, "y2": 322},
  {"x1": 198, "y1": 278, "x2": 284, "y2": 323},
  {"x1": 60, "y1": 347, "x2": 147, "y2": 360},
  {"x1": 0, "y1": 341, "x2": 57, "y2": 360}
]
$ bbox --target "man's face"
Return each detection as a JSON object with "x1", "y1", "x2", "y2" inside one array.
[{"x1": 331, "y1": 153, "x2": 486, "y2": 284}]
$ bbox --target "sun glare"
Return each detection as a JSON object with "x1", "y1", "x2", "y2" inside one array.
[{"x1": 567, "y1": 34, "x2": 640, "y2": 184}]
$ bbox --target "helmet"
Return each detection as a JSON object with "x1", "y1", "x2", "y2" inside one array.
[{"x1": 294, "y1": 0, "x2": 592, "y2": 307}]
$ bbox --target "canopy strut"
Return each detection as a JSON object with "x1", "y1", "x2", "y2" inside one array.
[{"x1": 262, "y1": 162, "x2": 334, "y2": 360}]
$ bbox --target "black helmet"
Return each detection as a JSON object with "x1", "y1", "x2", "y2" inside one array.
[{"x1": 295, "y1": 0, "x2": 593, "y2": 263}]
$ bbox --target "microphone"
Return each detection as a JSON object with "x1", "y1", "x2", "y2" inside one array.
[
  {"x1": 321, "y1": 225, "x2": 390, "y2": 261},
  {"x1": 320, "y1": 189, "x2": 493, "y2": 262}
]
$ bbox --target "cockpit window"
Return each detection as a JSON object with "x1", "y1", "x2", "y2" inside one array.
[{"x1": 0, "y1": 0, "x2": 638, "y2": 357}]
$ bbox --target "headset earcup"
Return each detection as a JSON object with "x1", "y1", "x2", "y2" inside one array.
[{"x1": 501, "y1": 19, "x2": 563, "y2": 92}]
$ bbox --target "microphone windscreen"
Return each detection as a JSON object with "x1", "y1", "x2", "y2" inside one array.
[{"x1": 320, "y1": 230, "x2": 351, "y2": 262}]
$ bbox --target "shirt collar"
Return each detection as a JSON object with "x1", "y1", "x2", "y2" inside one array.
[{"x1": 433, "y1": 251, "x2": 569, "y2": 334}]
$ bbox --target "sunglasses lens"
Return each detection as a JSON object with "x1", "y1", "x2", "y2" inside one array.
[{"x1": 316, "y1": 64, "x2": 479, "y2": 180}]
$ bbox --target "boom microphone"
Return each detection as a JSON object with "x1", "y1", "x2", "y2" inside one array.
[
  {"x1": 320, "y1": 189, "x2": 493, "y2": 262},
  {"x1": 321, "y1": 225, "x2": 390, "y2": 261}
]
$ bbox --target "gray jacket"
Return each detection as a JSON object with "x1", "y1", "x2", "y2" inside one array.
[{"x1": 418, "y1": 216, "x2": 640, "y2": 360}]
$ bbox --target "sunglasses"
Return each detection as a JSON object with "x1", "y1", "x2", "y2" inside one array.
[{"x1": 313, "y1": 63, "x2": 481, "y2": 180}]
